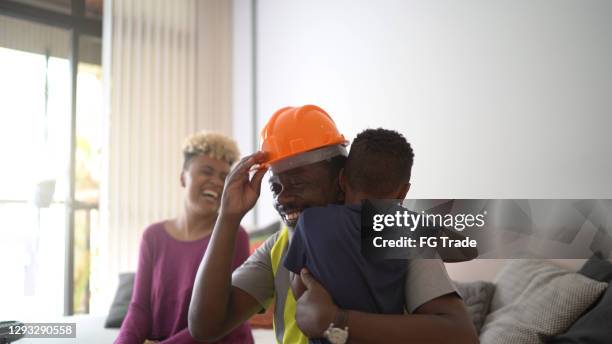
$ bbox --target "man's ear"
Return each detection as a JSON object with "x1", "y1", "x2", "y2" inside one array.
[
  {"x1": 180, "y1": 170, "x2": 186, "y2": 188},
  {"x1": 395, "y1": 183, "x2": 411, "y2": 199}
]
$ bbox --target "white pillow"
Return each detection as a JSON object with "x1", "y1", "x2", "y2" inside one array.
[{"x1": 479, "y1": 260, "x2": 608, "y2": 344}]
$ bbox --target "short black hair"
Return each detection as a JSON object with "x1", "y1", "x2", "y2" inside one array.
[{"x1": 345, "y1": 128, "x2": 414, "y2": 197}]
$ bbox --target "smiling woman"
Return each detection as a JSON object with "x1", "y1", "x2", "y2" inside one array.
[
  {"x1": 176, "y1": 132, "x2": 240, "y2": 238},
  {"x1": 114, "y1": 132, "x2": 254, "y2": 344}
]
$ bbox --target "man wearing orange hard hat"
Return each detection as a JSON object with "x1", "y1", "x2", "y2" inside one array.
[{"x1": 189, "y1": 105, "x2": 477, "y2": 344}]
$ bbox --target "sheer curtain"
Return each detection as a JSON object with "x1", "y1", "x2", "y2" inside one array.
[{"x1": 96, "y1": 0, "x2": 233, "y2": 312}]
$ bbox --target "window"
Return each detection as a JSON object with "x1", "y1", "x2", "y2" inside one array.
[{"x1": 0, "y1": 0, "x2": 102, "y2": 317}]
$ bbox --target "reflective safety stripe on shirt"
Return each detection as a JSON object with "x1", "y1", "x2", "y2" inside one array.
[{"x1": 269, "y1": 226, "x2": 308, "y2": 344}]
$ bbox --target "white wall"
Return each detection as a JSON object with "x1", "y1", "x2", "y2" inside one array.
[
  {"x1": 240, "y1": 0, "x2": 612, "y2": 280},
  {"x1": 252, "y1": 0, "x2": 612, "y2": 229},
  {"x1": 232, "y1": 0, "x2": 257, "y2": 229}
]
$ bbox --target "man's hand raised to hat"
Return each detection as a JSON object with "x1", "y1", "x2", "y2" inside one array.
[
  {"x1": 190, "y1": 151, "x2": 268, "y2": 342},
  {"x1": 219, "y1": 151, "x2": 268, "y2": 219}
]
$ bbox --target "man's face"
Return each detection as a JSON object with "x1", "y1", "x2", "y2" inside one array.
[{"x1": 269, "y1": 161, "x2": 343, "y2": 228}]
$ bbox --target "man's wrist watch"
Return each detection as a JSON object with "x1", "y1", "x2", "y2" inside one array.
[{"x1": 323, "y1": 309, "x2": 349, "y2": 344}]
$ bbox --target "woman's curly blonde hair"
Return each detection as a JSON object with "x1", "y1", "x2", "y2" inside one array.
[{"x1": 182, "y1": 131, "x2": 240, "y2": 169}]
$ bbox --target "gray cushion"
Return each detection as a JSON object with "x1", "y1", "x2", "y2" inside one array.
[
  {"x1": 105, "y1": 273, "x2": 135, "y2": 328},
  {"x1": 550, "y1": 252, "x2": 612, "y2": 343},
  {"x1": 479, "y1": 260, "x2": 608, "y2": 344},
  {"x1": 454, "y1": 281, "x2": 495, "y2": 334}
]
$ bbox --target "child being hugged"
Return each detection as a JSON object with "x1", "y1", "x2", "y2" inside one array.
[{"x1": 283, "y1": 128, "x2": 414, "y2": 344}]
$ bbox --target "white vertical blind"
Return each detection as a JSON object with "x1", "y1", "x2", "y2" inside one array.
[
  {"x1": 196, "y1": 0, "x2": 233, "y2": 132},
  {"x1": 98, "y1": 0, "x2": 233, "y2": 309}
]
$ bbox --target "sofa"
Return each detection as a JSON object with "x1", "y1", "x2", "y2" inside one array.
[
  {"x1": 94, "y1": 254, "x2": 610, "y2": 343},
  {"x1": 457, "y1": 254, "x2": 612, "y2": 343},
  {"x1": 14, "y1": 254, "x2": 608, "y2": 343}
]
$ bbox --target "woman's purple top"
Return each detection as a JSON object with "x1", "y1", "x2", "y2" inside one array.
[{"x1": 115, "y1": 221, "x2": 253, "y2": 344}]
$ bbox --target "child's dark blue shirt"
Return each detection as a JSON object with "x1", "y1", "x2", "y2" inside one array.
[{"x1": 284, "y1": 204, "x2": 407, "y2": 316}]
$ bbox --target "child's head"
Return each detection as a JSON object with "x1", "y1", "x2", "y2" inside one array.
[{"x1": 341, "y1": 128, "x2": 414, "y2": 203}]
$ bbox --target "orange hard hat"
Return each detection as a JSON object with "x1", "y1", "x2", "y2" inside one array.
[{"x1": 259, "y1": 105, "x2": 348, "y2": 172}]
